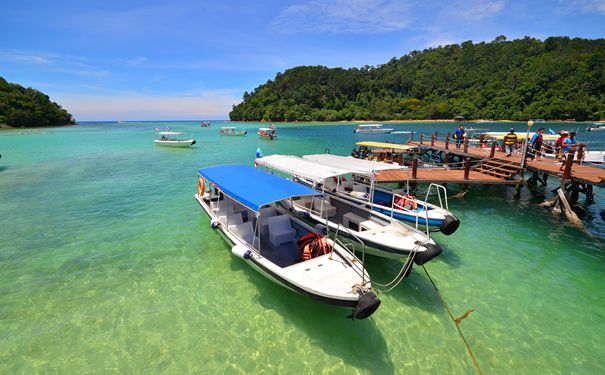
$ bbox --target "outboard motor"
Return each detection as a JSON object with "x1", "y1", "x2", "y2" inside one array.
[
  {"x1": 349, "y1": 291, "x2": 381, "y2": 320},
  {"x1": 413, "y1": 243, "x2": 443, "y2": 265},
  {"x1": 439, "y1": 215, "x2": 461, "y2": 236}
]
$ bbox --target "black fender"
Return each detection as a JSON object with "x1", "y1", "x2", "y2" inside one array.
[
  {"x1": 439, "y1": 215, "x2": 460, "y2": 236},
  {"x1": 414, "y1": 243, "x2": 443, "y2": 265},
  {"x1": 349, "y1": 292, "x2": 381, "y2": 319}
]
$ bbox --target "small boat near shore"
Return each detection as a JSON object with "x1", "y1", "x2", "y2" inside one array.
[
  {"x1": 200, "y1": 121, "x2": 211, "y2": 127},
  {"x1": 154, "y1": 130, "x2": 196, "y2": 147},
  {"x1": 258, "y1": 126, "x2": 277, "y2": 140},
  {"x1": 195, "y1": 165, "x2": 380, "y2": 319},
  {"x1": 354, "y1": 124, "x2": 394, "y2": 133},
  {"x1": 587, "y1": 122, "x2": 605, "y2": 132},
  {"x1": 220, "y1": 126, "x2": 247, "y2": 136}
]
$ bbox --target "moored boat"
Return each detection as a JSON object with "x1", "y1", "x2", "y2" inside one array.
[
  {"x1": 195, "y1": 165, "x2": 380, "y2": 319},
  {"x1": 354, "y1": 124, "x2": 394, "y2": 133},
  {"x1": 220, "y1": 126, "x2": 247, "y2": 136},
  {"x1": 587, "y1": 122, "x2": 605, "y2": 132},
  {"x1": 154, "y1": 130, "x2": 196, "y2": 147},
  {"x1": 258, "y1": 125, "x2": 277, "y2": 140},
  {"x1": 255, "y1": 155, "x2": 443, "y2": 265},
  {"x1": 200, "y1": 121, "x2": 211, "y2": 127}
]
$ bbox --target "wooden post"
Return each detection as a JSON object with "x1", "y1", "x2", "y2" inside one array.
[
  {"x1": 420, "y1": 133, "x2": 424, "y2": 144},
  {"x1": 444, "y1": 153, "x2": 450, "y2": 167},
  {"x1": 445, "y1": 132, "x2": 450, "y2": 150},
  {"x1": 490, "y1": 141, "x2": 496, "y2": 158},
  {"x1": 463, "y1": 157, "x2": 471, "y2": 180},
  {"x1": 431, "y1": 134, "x2": 435, "y2": 146},
  {"x1": 463, "y1": 137, "x2": 469, "y2": 153},
  {"x1": 577, "y1": 144, "x2": 585, "y2": 164},
  {"x1": 412, "y1": 157, "x2": 418, "y2": 179},
  {"x1": 562, "y1": 152, "x2": 575, "y2": 180}
]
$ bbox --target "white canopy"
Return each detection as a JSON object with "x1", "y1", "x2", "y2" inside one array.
[
  {"x1": 156, "y1": 131, "x2": 185, "y2": 135},
  {"x1": 255, "y1": 155, "x2": 350, "y2": 182},
  {"x1": 303, "y1": 154, "x2": 406, "y2": 174}
]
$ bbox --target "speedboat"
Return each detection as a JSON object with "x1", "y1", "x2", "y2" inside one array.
[
  {"x1": 195, "y1": 165, "x2": 380, "y2": 319},
  {"x1": 200, "y1": 121, "x2": 211, "y2": 127},
  {"x1": 258, "y1": 127, "x2": 277, "y2": 140},
  {"x1": 154, "y1": 131, "x2": 196, "y2": 147},
  {"x1": 587, "y1": 122, "x2": 605, "y2": 132},
  {"x1": 255, "y1": 156, "x2": 443, "y2": 265},
  {"x1": 354, "y1": 124, "x2": 394, "y2": 133},
  {"x1": 583, "y1": 150, "x2": 605, "y2": 165},
  {"x1": 220, "y1": 126, "x2": 247, "y2": 136},
  {"x1": 303, "y1": 154, "x2": 460, "y2": 235}
]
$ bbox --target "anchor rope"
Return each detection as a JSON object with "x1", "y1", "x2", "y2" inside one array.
[{"x1": 422, "y1": 265, "x2": 484, "y2": 375}]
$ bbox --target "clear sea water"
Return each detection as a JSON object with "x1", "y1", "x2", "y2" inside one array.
[{"x1": 1, "y1": 121, "x2": 604, "y2": 374}]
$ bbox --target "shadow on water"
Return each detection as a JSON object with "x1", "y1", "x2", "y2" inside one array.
[
  {"x1": 362, "y1": 256, "x2": 443, "y2": 315},
  {"x1": 228, "y1": 257, "x2": 396, "y2": 373},
  {"x1": 0, "y1": 166, "x2": 8, "y2": 172}
]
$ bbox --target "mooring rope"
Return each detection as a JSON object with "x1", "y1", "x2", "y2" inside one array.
[{"x1": 422, "y1": 265, "x2": 484, "y2": 375}]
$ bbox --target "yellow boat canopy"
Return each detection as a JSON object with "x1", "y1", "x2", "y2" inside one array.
[
  {"x1": 355, "y1": 141, "x2": 417, "y2": 151},
  {"x1": 483, "y1": 132, "x2": 559, "y2": 141}
]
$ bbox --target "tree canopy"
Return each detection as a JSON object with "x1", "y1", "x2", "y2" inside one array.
[
  {"x1": 230, "y1": 36, "x2": 605, "y2": 122},
  {"x1": 0, "y1": 77, "x2": 74, "y2": 127}
]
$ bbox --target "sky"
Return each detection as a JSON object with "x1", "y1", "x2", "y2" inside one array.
[{"x1": 1, "y1": 0, "x2": 604, "y2": 121}]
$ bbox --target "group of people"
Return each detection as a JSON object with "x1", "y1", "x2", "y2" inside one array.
[{"x1": 501, "y1": 127, "x2": 578, "y2": 166}]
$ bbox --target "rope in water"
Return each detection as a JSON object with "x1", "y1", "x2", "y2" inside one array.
[{"x1": 422, "y1": 265, "x2": 484, "y2": 375}]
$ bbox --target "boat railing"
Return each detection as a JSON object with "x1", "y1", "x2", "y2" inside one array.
[
  {"x1": 425, "y1": 183, "x2": 449, "y2": 212},
  {"x1": 330, "y1": 224, "x2": 368, "y2": 286},
  {"x1": 390, "y1": 192, "x2": 430, "y2": 237}
]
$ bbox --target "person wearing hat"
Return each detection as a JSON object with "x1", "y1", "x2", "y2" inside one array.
[
  {"x1": 503, "y1": 128, "x2": 518, "y2": 157},
  {"x1": 555, "y1": 130, "x2": 569, "y2": 160}
]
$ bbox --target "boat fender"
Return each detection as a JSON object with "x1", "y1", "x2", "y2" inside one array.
[
  {"x1": 191, "y1": 140, "x2": 196, "y2": 145},
  {"x1": 211, "y1": 219, "x2": 219, "y2": 229},
  {"x1": 413, "y1": 243, "x2": 443, "y2": 265},
  {"x1": 348, "y1": 292, "x2": 381, "y2": 320},
  {"x1": 231, "y1": 245, "x2": 252, "y2": 260},
  {"x1": 439, "y1": 215, "x2": 461, "y2": 236}
]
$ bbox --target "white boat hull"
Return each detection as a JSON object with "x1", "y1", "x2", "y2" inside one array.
[{"x1": 154, "y1": 139, "x2": 196, "y2": 147}]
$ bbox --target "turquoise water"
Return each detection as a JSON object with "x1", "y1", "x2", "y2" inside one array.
[{"x1": 1, "y1": 121, "x2": 604, "y2": 374}]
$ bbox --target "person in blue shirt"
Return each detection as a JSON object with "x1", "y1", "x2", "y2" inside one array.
[
  {"x1": 529, "y1": 127, "x2": 545, "y2": 159},
  {"x1": 453, "y1": 125, "x2": 465, "y2": 148},
  {"x1": 559, "y1": 131, "x2": 577, "y2": 170}
]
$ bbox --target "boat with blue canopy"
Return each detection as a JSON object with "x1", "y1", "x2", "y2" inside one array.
[{"x1": 194, "y1": 165, "x2": 380, "y2": 319}]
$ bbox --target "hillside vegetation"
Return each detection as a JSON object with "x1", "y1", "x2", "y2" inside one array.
[
  {"x1": 0, "y1": 77, "x2": 74, "y2": 127},
  {"x1": 229, "y1": 36, "x2": 605, "y2": 122}
]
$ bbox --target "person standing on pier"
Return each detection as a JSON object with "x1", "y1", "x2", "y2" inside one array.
[
  {"x1": 529, "y1": 127, "x2": 545, "y2": 159},
  {"x1": 503, "y1": 128, "x2": 518, "y2": 157},
  {"x1": 560, "y1": 131, "x2": 577, "y2": 170},
  {"x1": 555, "y1": 130, "x2": 568, "y2": 160},
  {"x1": 453, "y1": 125, "x2": 465, "y2": 148}
]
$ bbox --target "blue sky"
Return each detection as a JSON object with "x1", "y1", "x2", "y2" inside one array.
[{"x1": 1, "y1": 0, "x2": 604, "y2": 121}]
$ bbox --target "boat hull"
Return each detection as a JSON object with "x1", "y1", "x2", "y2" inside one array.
[{"x1": 154, "y1": 140, "x2": 196, "y2": 147}]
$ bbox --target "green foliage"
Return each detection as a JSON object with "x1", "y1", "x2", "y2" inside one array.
[
  {"x1": 0, "y1": 77, "x2": 74, "y2": 127},
  {"x1": 230, "y1": 37, "x2": 605, "y2": 121}
]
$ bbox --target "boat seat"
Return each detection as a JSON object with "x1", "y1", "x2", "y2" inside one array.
[
  {"x1": 220, "y1": 213, "x2": 243, "y2": 228},
  {"x1": 258, "y1": 206, "x2": 278, "y2": 235},
  {"x1": 232, "y1": 221, "x2": 255, "y2": 245},
  {"x1": 267, "y1": 215, "x2": 297, "y2": 247},
  {"x1": 312, "y1": 197, "x2": 336, "y2": 218}
]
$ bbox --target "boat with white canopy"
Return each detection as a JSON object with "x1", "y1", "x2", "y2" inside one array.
[
  {"x1": 154, "y1": 131, "x2": 196, "y2": 147},
  {"x1": 354, "y1": 124, "x2": 394, "y2": 133},
  {"x1": 303, "y1": 154, "x2": 460, "y2": 235},
  {"x1": 194, "y1": 165, "x2": 380, "y2": 319},
  {"x1": 255, "y1": 155, "x2": 443, "y2": 265},
  {"x1": 220, "y1": 126, "x2": 247, "y2": 136}
]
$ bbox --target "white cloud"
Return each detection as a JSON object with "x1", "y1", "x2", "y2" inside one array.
[
  {"x1": 560, "y1": 0, "x2": 605, "y2": 14},
  {"x1": 0, "y1": 52, "x2": 54, "y2": 65},
  {"x1": 448, "y1": 0, "x2": 504, "y2": 21},
  {"x1": 271, "y1": 0, "x2": 413, "y2": 34},
  {"x1": 55, "y1": 90, "x2": 241, "y2": 121}
]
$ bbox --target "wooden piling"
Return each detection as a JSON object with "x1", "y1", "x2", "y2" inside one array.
[
  {"x1": 463, "y1": 158, "x2": 471, "y2": 180},
  {"x1": 490, "y1": 141, "x2": 496, "y2": 158},
  {"x1": 562, "y1": 152, "x2": 575, "y2": 180},
  {"x1": 445, "y1": 132, "x2": 450, "y2": 150},
  {"x1": 420, "y1": 133, "x2": 424, "y2": 144},
  {"x1": 463, "y1": 137, "x2": 469, "y2": 153},
  {"x1": 412, "y1": 157, "x2": 418, "y2": 179}
]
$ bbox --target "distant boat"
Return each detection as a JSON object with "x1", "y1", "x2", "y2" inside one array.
[
  {"x1": 587, "y1": 122, "x2": 605, "y2": 132},
  {"x1": 154, "y1": 130, "x2": 196, "y2": 147},
  {"x1": 200, "y1": 121, "x2": 211, "y2": 127},
  {"x1": 534, "y1": 118, "x2": 546, "y2": 123},
  {"x1": 220, "y1": 126, "x2": 247, "y2": 136},
  {"x1": 258, "y1": 126, "x2": 277, "y2": 140},
  {"x1": 354, "y1": 124, "x2": 394, "y2": 133}
]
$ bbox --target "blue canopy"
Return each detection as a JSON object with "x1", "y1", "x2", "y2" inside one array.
[{"x1": 198, "y1": 165, "x2": 319, "y2": 212}]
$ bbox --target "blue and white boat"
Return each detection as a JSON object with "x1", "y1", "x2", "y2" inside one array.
[
  {"x1": 303, "y1": 154, "x2": 460, "y2": 235},
  {"x1": 255, "y1": 155, "x2": 443, "y2": 266},
  {"x1": 194, "y1": 165, "x2": 380, "y2": 319}
]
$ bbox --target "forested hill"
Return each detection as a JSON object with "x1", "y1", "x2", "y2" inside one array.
[
  {"x1": 0, "y1": 77, "x2": 74, "y2": 128},
  {"x1": 229, "y1": 36, "x2": 605, "y2": 122}
]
